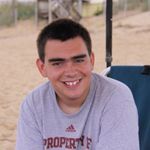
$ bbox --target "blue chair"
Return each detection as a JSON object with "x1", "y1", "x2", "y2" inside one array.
[{"x1": 107, "y1": 65, "x2": 150, "y2": 150}]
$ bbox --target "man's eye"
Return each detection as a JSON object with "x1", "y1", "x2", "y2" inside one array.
[
  {"x1": 52, "y1": 62, "x2": 62, "y2": 66},
  {"x1": 76, "y1": 59, "x2": 84, "y2": 63}
]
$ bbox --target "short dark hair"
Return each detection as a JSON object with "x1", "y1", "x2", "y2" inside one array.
[{"x1": 37, "y1": 19, "x2": 92, "y2": 62}]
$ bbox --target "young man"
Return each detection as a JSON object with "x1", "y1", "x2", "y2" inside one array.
[{"x1": 16, "y1": 19, "x2": 139, "y2": 150}]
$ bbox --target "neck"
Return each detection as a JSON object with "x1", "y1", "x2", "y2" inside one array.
[
  {"x1": 59, "y1": 102, "x2": 81, "y2": 114},
  {"x1": 56, "y1": 92, "x2": 89, "y2": 114}
]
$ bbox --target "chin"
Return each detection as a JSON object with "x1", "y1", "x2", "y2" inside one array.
[{"x1": 65, "y1": 93, "x2": 82, "y2": 100}]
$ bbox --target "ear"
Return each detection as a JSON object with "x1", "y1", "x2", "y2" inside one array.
[
  {"x1": 90, "y1": 52, "x2": 95, "y2": 70},
  {"x1": 36, "y1": 58, "x2": 47, "y2": 77}
]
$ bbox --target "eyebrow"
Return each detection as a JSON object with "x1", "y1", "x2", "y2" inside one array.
[
  {"x1": 48, "y1": 58, "x2": 65, "y2": 63},
  {"x1": 48, "y1": 54, "x2": 87, "y2": 63},
  {"x1": 72, "y1": 54, "x2": 87, "y2": 60}
]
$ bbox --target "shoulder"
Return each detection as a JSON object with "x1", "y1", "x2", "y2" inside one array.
[
  {"x1": 92, "y1": 73, "x2": 130, "y2": 90},
  {"x1": 92, "y1": 73, "x2": 134, "y2": 103},
  {"x1": 25, "y1": 81, "x2": 49, "y2": 100},
  {"x1": 92, "y1": 73, "x2": 138, "y2": 123},
  {"x1": 21, "y1": 81, "x2": 55, "y2": 111}
]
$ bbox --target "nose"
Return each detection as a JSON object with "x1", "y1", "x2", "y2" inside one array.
[{"x1": 64, "y1": 61, "x2": 78, "y2": 77}]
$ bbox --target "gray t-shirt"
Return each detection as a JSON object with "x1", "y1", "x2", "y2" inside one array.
[{"x1": 16, "y1": 73, "x2": 139, "y2": 150}]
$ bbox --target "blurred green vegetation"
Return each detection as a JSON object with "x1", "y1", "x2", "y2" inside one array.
[
  {"x1": 0, "y1": 2, "x2": 35, "y2": 27},
  {"x1": 82, "y1": 2, "x2": 103, "y2": 17},
  {"x1": 0, "y1": 1, "x2": 150, "y2": 27},
  {"x1": 0, "y1": 2, "x2": 103, "y2": 27},
  {"x1": 0, "y1": 3, "x2": 13, "y2": 26},
  {"x1": 113, "y1": 0, "x2": 150, "y2": 15},
  {"x1": 17, "y1": 2, "x2": 35, "y2": 20},
  {"x1": 141, "y1": 0, "x2": 150, "y2": 11}
]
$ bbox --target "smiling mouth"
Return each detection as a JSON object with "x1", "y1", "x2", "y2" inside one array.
[{"x1": 63, "y1": 79, "x2": 80, "y2": 86}]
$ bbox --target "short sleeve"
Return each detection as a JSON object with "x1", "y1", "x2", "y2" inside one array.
[
  {"x1": 96, "y1": 86, "x2": 140, "y2": 150},
  {"x1": 16, "y1": 96, "x2": 44, "y2": 150}
]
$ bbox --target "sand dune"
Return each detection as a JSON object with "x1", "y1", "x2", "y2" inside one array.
[{"x1": 0, "y1": 11, "x2": 150, "y2": 149}]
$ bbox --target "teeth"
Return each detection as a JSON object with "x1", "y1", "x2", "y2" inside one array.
[{"x1": 65, "y1": 80, "x2": 79, "y2": 86}]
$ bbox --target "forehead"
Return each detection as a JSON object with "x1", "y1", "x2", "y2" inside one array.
[{"x1": 45, "y1": 37, "x2": 88, "y2": 58}]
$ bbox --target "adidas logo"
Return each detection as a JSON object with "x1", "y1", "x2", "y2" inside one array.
[{"x1": 65, "y1": 124, "x2": 76, "y2": 132}]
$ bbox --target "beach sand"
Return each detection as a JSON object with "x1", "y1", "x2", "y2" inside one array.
[{"x1": 0, "y1": 11, "x2": 150, "y2": 149}]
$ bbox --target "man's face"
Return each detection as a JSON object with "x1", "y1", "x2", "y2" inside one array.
[{"x1": 36, "y1": 36, "x2": 94, "y2": 104}]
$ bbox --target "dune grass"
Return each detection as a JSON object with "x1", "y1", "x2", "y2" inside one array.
[{"x1": 82, "y1": 2, "x2": 103, "y2": 17}]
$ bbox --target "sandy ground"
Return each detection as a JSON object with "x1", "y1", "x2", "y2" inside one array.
[{"x1": 0, "y1": 11, "x2": 150, "y2": 149}]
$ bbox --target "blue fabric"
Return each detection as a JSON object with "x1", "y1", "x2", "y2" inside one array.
[{"x1": 107, "y1": 66, "x2": 150, "y2": 150}]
